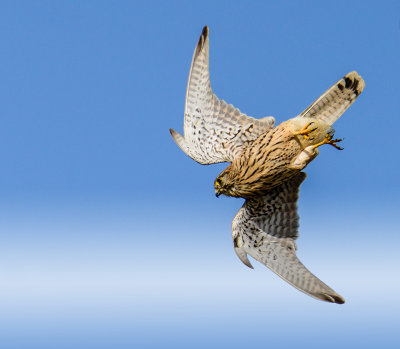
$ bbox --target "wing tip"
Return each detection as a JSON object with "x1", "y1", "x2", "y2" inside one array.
[
  {"x1": 195, "y1": 26, "x2": 209, "y2": 54},
  {"x1": 316, "y1": 292, "x2": 345, "y2": 304}
]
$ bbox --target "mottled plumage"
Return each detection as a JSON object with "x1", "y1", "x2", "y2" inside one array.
[{"x1": 170, "y1": 26, "x2": 365, "y2": 303}]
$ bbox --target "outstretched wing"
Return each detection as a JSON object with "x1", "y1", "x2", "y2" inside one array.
[
  {"x1": 170, "y1": 26, "x2": 275, "y2": 165},
  {"x1": 232, "y1": 172, "x2": 345, "y2": 304},
  {"x1": 299, "y1": 71, "x2": 365, "y2": 126}
]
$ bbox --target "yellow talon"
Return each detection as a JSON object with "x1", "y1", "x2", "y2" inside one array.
[
  {"x1": 295, "y1": 122, "x2": 317, "y2": 140},
  {"x1": 314, "y1": 134, "x2": 343, "y2": 150}
]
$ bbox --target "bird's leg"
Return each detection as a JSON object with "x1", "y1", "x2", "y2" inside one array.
[
  {"x1": 314, "y1": 134, "x2": 343, "y2": 150},
  {"x1": 289, "y1": 145, "x2": 319, "y2": 170},
  {"x1": 294, "y1": 122, "x2": 317, "y2": 140}
]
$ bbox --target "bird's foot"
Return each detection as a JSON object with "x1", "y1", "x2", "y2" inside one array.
[
  {"x1": 295, "y1": 122, "x2": 317, "y2": 140},
  {"x1": 314, "y1": 134, "x2": 343, "y2": 150}
]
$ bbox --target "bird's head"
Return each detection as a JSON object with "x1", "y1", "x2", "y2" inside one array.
[
  {"x1": 214, "y1": 167, "x2": 238, "y2": 198},
  {"x1": 214, "y1": 175, "x2": 225, "y2": 197}
]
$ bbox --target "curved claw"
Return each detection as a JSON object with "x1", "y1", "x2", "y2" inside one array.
[
  {"x1": 329, "y1": 138, "x2": 344, "y2": 150},
  {"x1": 295, "y1": 122, "x2": 318, "y2": 140},
  {"x1": 314, "y1": 134, "x2": 343, "y2": 150}
]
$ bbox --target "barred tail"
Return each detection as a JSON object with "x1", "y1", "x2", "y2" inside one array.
[{"x1": 299, "y1": 71, "x2": 365, "y2": 126}]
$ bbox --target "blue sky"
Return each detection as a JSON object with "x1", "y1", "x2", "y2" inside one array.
[{"x1": 0, "y1": 1, "x2": 400, "y2": 348}]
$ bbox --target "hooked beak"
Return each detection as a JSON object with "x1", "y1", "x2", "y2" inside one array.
[{"x1": 215, "y1": 188, "x2": 221, "y2": 198}]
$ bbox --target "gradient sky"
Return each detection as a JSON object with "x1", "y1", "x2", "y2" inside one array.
[{"x1": 0, "y1": 1, "x2": 399, "y2": 348}]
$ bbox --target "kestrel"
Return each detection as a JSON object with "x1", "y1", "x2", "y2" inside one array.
[{"x1": 170, "y1": 26, "x2": 365, "y2": 303}]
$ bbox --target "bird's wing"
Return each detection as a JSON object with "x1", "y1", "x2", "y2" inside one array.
[
  {"x1": 232, "y1": 172, "x2": 345, "y2": 304},
  {"x1": 299, "y1": 71, "x2": 365, "y2": 126},
  {"x1": 170, "y1": 26, "x2": 275, "y2": 165}
]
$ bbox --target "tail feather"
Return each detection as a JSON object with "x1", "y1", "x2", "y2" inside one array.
[{"x1": 300, "y1": 71, "x2": 365, "y2": 126}]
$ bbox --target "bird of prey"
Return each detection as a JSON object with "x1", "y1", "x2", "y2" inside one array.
[{"x1": 170, "y1": 26, "x2": 365, "y2": 303}]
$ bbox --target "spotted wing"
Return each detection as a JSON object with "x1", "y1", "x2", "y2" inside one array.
[
  {"x1": 299, "y1": 71, "x2": 365, "y2": 126},
  {"x1": 232, "y1": 172, "x2": 345, "y2": 304},
  {"x1": 170, "y1": 26, "x2": 275, "y2": 165}
]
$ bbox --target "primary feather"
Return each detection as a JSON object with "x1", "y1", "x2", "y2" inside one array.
[{"x1": 170, "y1": 26, "x2": 275, "y2": 165}]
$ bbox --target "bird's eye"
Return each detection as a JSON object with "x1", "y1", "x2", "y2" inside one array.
[{"x1": 215, "y1": 178, "x2": 222, "y2": 186}]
